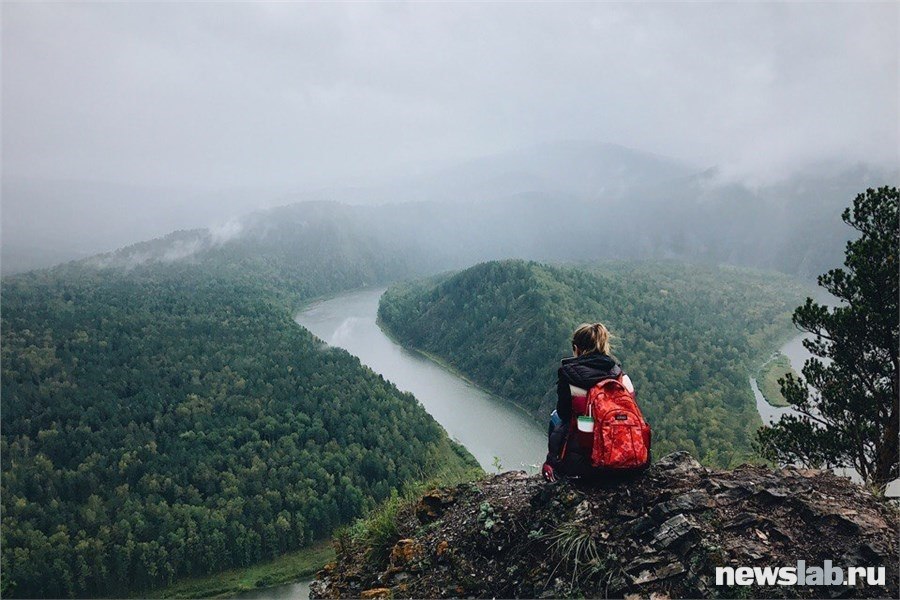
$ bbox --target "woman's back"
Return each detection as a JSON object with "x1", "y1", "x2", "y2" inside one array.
[{"x1": 543, "y1": 322, "x2": 647, "y2": 481}]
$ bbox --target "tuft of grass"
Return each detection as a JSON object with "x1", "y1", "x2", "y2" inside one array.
[
  {"x1": 545, "y1": 521, "x2": 624, "y2": 594},
  {"x1": 548, "y1": 522, "x2": 601, "y2": 570},
  {"x1": 348, "y1": 489, "x2": 405, "y2": 566},
  {"x1": 346, "y1": 457, "x2": 483, "y2": 568}
]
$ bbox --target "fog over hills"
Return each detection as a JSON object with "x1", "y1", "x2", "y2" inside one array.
[
  {"x1": 37, "y1": 153, "x2": 894, "y2": 285},
  {"x1": 368, "y1": 140, "x2": 696, "y2": 203},
  {"x1": 2, "y1": 140, "x2": 686, "y2": 273},
  {"x1": 3, "y1": 140, "x2": 896, "y2": 277},
  {"x1": 0, "y1": 179, "x2": 292, "y2": 274},
  {"x1": 4, "y1": 2, "x2": 896, "y2": 275}
]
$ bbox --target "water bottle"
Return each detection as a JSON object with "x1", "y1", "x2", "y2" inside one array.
[{"x1": 550, "y1": 409, "x2": 562, "y2": 428}]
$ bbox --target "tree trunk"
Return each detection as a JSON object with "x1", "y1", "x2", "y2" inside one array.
[{"x1": 874, "y1": 372, "x2": 899, "y2": 489}]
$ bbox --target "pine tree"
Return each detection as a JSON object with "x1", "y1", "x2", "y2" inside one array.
[{"x1": 757, "y1": 186, "x2": 899, "y2": 490}]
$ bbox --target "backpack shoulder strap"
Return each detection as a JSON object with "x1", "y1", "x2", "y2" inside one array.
[{"x1": 596, "y1": 376, "x2": 625, "y2": 390}]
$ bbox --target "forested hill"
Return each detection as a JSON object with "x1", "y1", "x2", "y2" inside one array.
[
  {"x1": 0, "y1": 235, "x2": 478, "y2": 597},
  {"x1": 79, "y1": 201, "x2": 428, "y2": 302},
  {"x1": 378, "y1": 260, "x2": 809, "y2": 467}
]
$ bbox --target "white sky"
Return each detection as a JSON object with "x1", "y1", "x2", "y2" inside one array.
[{"x1": 3, "y1": 1, "x2": 898, "y2": 188}]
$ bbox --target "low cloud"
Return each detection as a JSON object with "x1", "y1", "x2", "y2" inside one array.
[
  {"x1": 208, "y1": 218, "x2": 244, "y2": 245},
  {"x1": 161, "y1": 238, "x2": 205, "y2": 263},
  {"x1": 85, "y1": 216, "x2": 247, "y2": 269},
  {"x1": 3, "y1": 2, "x2": 896, "y2": 191}
]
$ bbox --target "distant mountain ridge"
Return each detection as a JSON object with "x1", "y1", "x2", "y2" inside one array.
[
  {"x1": 381, "y1": 140, "x2": 696, "y2": 202},
  {"x1": 4, "y1": 141, "x2": 896, "y2": 277}
]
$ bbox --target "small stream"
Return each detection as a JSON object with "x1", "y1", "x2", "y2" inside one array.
[{"x1": 751, "y1": 332, "x2": 899, "y2": 497}]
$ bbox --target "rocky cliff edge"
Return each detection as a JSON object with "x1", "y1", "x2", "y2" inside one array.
[{"x1": 311, "y1": 452, "x2": 898, "y2": 599}]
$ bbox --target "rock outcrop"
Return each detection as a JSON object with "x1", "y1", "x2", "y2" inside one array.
[{"x1": 311, "y1": 453, "x2": 898, "y2": 598}]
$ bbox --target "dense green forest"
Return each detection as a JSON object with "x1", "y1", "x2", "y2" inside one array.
[
  {"x1": 1, "y1": 243, "x2": 477, "y2": 598},
  {"x1": 378, "y1": 260, "x2": 809, "y2": 467}
]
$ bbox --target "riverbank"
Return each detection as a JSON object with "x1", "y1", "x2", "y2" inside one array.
[
  {"x1": 295, "y1": 287, "x2": 546, "y2": 473},
  {"x1": 145, "y1": 541, "x2": 334, "y2": 599},
  {"x1": 755, "y1": 352, "x2": 796, "y2": 407},
  {"x1": 375, "y1": 313, "x2": 541, "y2": 425}
]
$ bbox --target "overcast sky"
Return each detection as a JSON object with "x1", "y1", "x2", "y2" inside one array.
[{"x1": 3, "y1": 1, "x2": 898, "y2": 189}]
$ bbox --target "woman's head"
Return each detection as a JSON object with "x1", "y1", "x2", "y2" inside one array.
[{"x1": 572, "y1": 322, "x2": 611, "y2": 356}]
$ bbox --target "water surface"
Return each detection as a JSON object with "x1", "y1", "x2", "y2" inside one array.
[
  {"x1": 257, "y1": 288, "x2": 546, "y2": 599},
  {"x1": 295, "y1": 287, "x2": 546, "y2": 471},
  {"x1": 752, "y1": 332, "x2": 898, "y2": 496},
  {"x1": 235, "y1": 581, "x2": 310, "y2": 600}
]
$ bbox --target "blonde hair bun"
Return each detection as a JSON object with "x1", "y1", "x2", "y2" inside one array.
[{"x1": 572, "y1": 322, "x2": 611, "y2": 355}]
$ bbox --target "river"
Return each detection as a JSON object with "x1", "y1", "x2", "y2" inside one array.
[
  {"x1": 245, "y1": 288, "x2": 547, "y2": 599},
  {"x1": 235, "y1": 581, "x2": 310, "y2": 600},
  {"x1": 751, "y1": 332, "x2": 812, "y2": 426},
  {"x1": 752, "y1": 332, "x2": 899, "y2": 497},
  {"x1": 294, "y1": 287, "x2": 546, "y2": 471}
]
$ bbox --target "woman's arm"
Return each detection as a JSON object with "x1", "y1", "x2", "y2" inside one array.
[
  {"x1": 547, "y1": 367, "x2": 572, "y2": 464},
  {"x1": 556, "y1": 367, "x2": 573, "y2": 422}
]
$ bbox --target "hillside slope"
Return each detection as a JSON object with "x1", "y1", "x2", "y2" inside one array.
[
  {"x1": 81, "y1": 201, "x2": 427, "y2": 299},
  {"x1": 1, "y1": 250, "x2": 476, "y2": 597},
  {"x1": 311, "y1": 453, "x2": 898, "y2": 599},
  {"x1": 378, "y1": 260, "x2": 809, "y2": 466}
]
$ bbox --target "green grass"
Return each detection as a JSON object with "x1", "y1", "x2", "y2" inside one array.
[
  {"x1": 144, "y1": 541, "x2": 335, "y2": 599},
  {"x1": 340, "y1": 462, "x2": 483, "y2": 569},
  {"x1": 756, "y1": 353, "x2": 796, "y2": 408}
]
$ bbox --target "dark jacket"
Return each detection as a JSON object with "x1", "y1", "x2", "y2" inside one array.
[
  {"x1": 548, "y1": 352, "x2": 622, "y2": 468},
  {"x1": 556, "y1": 352, "x2": 622, "y2": 422}
]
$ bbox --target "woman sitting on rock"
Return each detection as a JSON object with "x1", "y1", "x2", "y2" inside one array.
[{"x1": 542, "y1": 322, "x2": 643, "y2": 481}]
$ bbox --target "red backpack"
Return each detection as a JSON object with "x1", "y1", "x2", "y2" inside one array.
[{"x1": 564, "y1": 375, "x2": 651, "y2": 470}]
